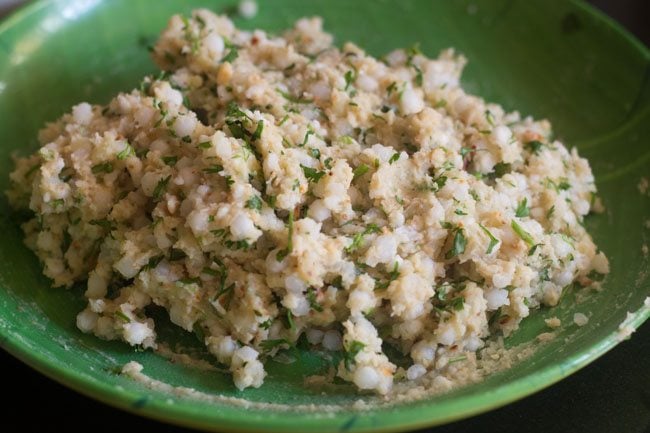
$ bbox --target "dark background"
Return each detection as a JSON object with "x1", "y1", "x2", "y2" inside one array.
[{"x1": 1, "y1": 1, "x2": 649, "y2": 432}]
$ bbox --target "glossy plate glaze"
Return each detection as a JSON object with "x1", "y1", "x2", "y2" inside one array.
[{"x1": 0, "y1": 1, "x2": 648, "y2": 432}]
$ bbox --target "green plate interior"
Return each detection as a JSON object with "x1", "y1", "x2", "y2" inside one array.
[{"x1": 0, "y1": 0, "x2": 648, "y2": 432}]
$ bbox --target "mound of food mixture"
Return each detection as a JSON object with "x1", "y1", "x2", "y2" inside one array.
[{"x1": 7, "y1": 10, "x2": 609, "y2": 395}]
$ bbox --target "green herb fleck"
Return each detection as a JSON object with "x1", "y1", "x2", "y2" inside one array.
[
  {"x1": 91, "y1": 162, "x2": 114, "y2": 175},
  {"x1": 277, "y1": 88, "x2": 313, "y2": 104},
  {"x1": 546, "y1": 205, "x2": 555, "y2": 219},
  {"x1": 259, "y1": 319, "x2": 273, "y2": 330},
  {"x1": 260, "y1": 339, "x2": 290, "y2": 352},
  {"x1": 485, "y1": 110, "x2": 496, "y2": 127},
  {"x1": 528, "y1": 243, "x2": 543, "y2": 256},
  {"x1": 286, "y1": 310, "x2": 296, "y2": 331},
  {"x1": 448, "y1": 355, "x2": 467, "y2": 364},
  {"x1": 448, "y1": 296, "x2": 465, "y2": 311},
  {"x1": 511, "y1": 220, "x2": 535, "y2": 247},
  {"x1": 345, "y1": 223, "x2": 381, "y2": 253},
  {"x1": 301, "y1": 164, "x2": 326, "y2": 183},
  {"x1": 300, "y1": 127, "x2": 314, "y2": 147},
  {"x1": 178, "y1": 277, "x2": 201, "y2": 285},
  {"x1": 525, "y1": 140, "x2": 545, "y2": 155},
  {"x1": 162, "y1": 156, "x2": 178, "y2": 166},
  {"x1": 353, "y1": 163, "x2": 370, "y2": 179},
  {"x1": 558, "y1": 179, "x2": 571, "y2": 190},
  {"x1": 252, "y1": 120, "x2": 264, "y2": 141},
  {"x1": 491, "y1": 162, "x2": 511, "y2": 178},
  {"x1": 115, "y1": 311, "x2": 130, "y2": 323},
  {"x1": 89, "y1": 219, "x2": 115, "y2": 231},
  {"x1": 152, "y1": 175, "x2": 171, "y2": 201},
  {"x1": 344, "y1": 69, "x2": 357, "y2": 91},
  {"x1": 203, "y1": 165, "x2": 224, "y2": 174},
  {"x1": 169, "y1": 248, "x2": 186, "y2": 261},
  {"x1": 117, "y1": 143, "x2": 135, "y2": 160},
  {"x1": 51, "y1": 198, "x2": 65, "y2": 208},
  {"x1": 413, "y1": 65, "x2": 423, "y2": 86},
  {"x1": 460, "y1": 146, "x2": 475, "y2": 158},
  {"x1": 246, "y1": 195, "x2": 263, "y2": 211},
  {"x1": 478, "y1": 223, "x2": 499, "y2": 254},
  {"x1": 389, "y1": 152, "x2": 400, "y2": 164},
  {"x1": 276, "y1": 212, "x2": 294, "y2": 261},
  {"x1": 222, "y1": 46, "x2": 238, "y2": 63},
  {"x1": 306, "y1": 287, "x2": 323, "y2": 312},
  {"x1": 515, "y1": 198, "x2": 530, "y2": 218},
  {"x1": 343, "y1": 340, "x2": 366, "y2": 370},
  {"x1": 142, "y1": 255, "x2": 164, "y2": 271},
  {"x1": 445, "y1": 228, "x2": 467, "y2": 259},
  {"x1": 309, "y1": 148, "x2": 321, "y2": 159}
]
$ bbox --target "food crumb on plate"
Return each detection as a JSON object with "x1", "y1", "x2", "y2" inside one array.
[
  {"x1": 545, "y1": 317, "x2": 561, "y2": 328},
  {"x1": 573, "y1": 313, "x2": 589, "y2": 326},
  {"x1": 536, "y1": 332, "x2": 555, "y2": 342},
  {"x1": 238, "y1": 0, "x2": 258, "y2": 19}
]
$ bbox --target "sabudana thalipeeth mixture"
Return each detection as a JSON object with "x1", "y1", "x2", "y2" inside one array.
[{"x1": 7, "y1": 10, "x2": 609, "y2": 395}]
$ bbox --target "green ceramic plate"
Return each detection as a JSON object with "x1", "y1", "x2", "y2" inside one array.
[{"x1": 0, "y1": 0, "x2": 648, "y2": 432}]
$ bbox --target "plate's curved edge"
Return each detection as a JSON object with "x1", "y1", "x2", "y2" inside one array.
[
  {"x1": 570, "y1": 0, "x2": 649, "y2": 59},
  {"x1": 0, "y1": 1, "x2": 648, "y2": 432},
  {"x1": 0, "y1": 0, "x2": 50, "y2": 35},
  {"x1": 1, "y1": 300, "x2": 648, "y2": 433}
]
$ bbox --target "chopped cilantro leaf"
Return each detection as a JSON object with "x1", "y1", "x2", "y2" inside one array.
[
  {"x1": 306, "y1": 287, "x2": 323, "y2": 312},
  {"x1": 344, "y1": 69, "x2": 357, "y2": 91},
  {"x1": 448, "y1": 296, "x2": 465, "y2": 311},
  {"x1": 203, "y1": 165, "x2": 224, "y2": 174},
  {"x1": 345, "y1": 223, "x2": 381, "y2": 253},
  {"x1": 277, "y1": 88, "x2": 313, "y2": 104},
  {"x1": 222, "y1": 46, "x2": 238, "y2": 63},
  {"x1": 152, "y1": 175, "x2": 171, "y2": 201},
  {"x1": 89, "y1": 218, "x2": 115, "y2": 231},
  {"x1": 245, "y1": 195, "x2": 263, "y2": 211},
  {"x1": 162, "y1": 156, "x2": 178, "y2": 166},
  {"x1": 511, "y1": 220, "x2": 535, "y2": 247},
  {"x1": 445, "y1": 228, "x2": 467, "y2": 259},
  {"x1": 353, "y1": 163, "x2": 369, "y2": 179},
  {"x1": 485, "y1": 110, "x2": 496, "y2": 127},
  {"x1": 260, "y1": 338, "x2": 290, "y2": 352},
  {"x1": 515, "y1": 198, "x2": 530, "y2": 218},
  {"x1": 117, "y1": 143, "x2": 135, "y2": 160},
  {"x1": 525, "y1": 140, "x2": 545, "y2": 155},
  {"x1": 276, "y1": 212, "x2": 294, "y2": 261},
  {"x1": 343, "y1": 340, "x2": 365, "y2": 370},
  {"x1": 91, "y1": 162, "x2": 113, "y2": 175},
  {"x1": 478, "y1": 223, "x2": 499, "y2": 254},
  {"x1": 252, "y1": 120, "x2": 264, "y2": 141},
  {"x1": 300, "y1": 164, "x2": 326, "y2": 183},
  {"x1": 309, "y1": 148, "x2": 321, "y2": 159}
]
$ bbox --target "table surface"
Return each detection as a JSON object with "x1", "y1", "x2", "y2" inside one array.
[{"x1": 1, "y1": 1, "x2": 649, "y2": 432}]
